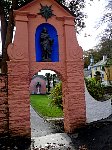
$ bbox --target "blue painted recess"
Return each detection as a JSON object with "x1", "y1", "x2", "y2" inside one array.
[{"x1": 35, "y1": 23, "x2": 59, "y2": 62}]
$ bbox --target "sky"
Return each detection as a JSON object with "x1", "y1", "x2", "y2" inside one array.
[
  {"x1": 77, "y1": 0, "x2": 107, "y2": 51},
  {"x1": 38, "y1": 70, "x2": 55, "y2": 75}
]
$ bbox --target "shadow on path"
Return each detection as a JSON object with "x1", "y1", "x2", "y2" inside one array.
[
  {"x1": 30, "y1": 105, "x2": 59, "y2": 137},
  {"x1": 69, "y1": 122, "x2": 112, "y2": 150}
]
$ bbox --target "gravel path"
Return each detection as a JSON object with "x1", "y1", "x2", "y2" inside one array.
[
  {"x1": 30, "y1": 106, "x2": 75, "y2": 149},
  {"x1": 30, "y1": 105, "x2": 57, "y2": 137}
]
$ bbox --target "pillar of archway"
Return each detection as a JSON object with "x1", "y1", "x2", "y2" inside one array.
[
  {"x1": 7, "y1": 12, "x2": 31, "y2": 137},
  {"x1": 63, "y1": 17, "x2": 86, "y2": 132},
  {"x1": 7, "y1": 0, "x2": 86, "y2": 137}
]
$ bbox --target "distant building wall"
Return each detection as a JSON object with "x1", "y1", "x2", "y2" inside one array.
[
  {"x1": 30, "y1": 76, "x2": 46, "y2": 94},
  {"x1": 104, "y1": 66, "x2": 112, "y2": 82}
]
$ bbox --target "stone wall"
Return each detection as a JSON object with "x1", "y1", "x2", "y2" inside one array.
[
  {"x1": 0, "y1": 74, "x2": 8, "y2": 134},
  {"x1": 8, "y1": 62, "x2": 31, "y2": 137},
  {"x1": 64, "y1": 61, "x2": 86, "y2": 133},
  {"x1": 7, "y1": 0, "x2": 86, "y2": 135}
]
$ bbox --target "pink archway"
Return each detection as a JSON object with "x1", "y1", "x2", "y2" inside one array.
[{"x1": 7, "y1": 0, "x2": 86, "y2": 137}]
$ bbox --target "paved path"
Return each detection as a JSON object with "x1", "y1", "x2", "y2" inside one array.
[
  {"x1": 30, "y1": 105, "x2": 112, "y2": 149},
  {"x1": 30, "y1": 106, "x2": 74, "y2": 149},
  {"x1": 30, "y1": 105, "x2": 56, "y2": 137}
]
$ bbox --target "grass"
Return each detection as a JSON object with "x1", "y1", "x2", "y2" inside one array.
[{"x1": 30, "y1": 95, "x2": 63, "y2": 118}]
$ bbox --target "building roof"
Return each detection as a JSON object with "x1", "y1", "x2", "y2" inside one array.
[
  {"x1": 84, "y1": 69, "x2": 92, "y2": 77},
  {"x1": 92, "y1": 59, "x2": 107, "y2": 68}
]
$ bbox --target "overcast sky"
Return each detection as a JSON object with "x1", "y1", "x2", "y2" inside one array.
[{"x1": 77, "y1": 0, "x2": 107, "y2": 51}]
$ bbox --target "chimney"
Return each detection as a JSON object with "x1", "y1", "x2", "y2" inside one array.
[
  {"x1": 103, "y1": 55, "x2": 107, "y2": 61},
  {"x1": 90, "y1": 54, "x2": 94, "y2": 66}
]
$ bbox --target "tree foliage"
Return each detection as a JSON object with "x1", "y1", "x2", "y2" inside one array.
[
  {"x1": 83, "y1": 27, "x2": 112, "y2": 68},
  {"x1": 85, "y1": 77, "x2": 105, "y2": 101},
  {"x1": 49, "y1": 82, "x2": 62, "y2": 109},
  {"x1": 68, "y1": 0, "x2": 86, "y2": 32},
  {"x1": 45, "y1": 73, "x2": 52, "y2": 93},
  {"x1": 97, "y1": 0, "x2": 112, "y2": 58},
  {"x1": 98, "y1": 25, "x2": 112, "y2": 59},
  {"x1": 83, "y1": 49, "x2": 102, "y2": 68},
  {"x1": 57, "y1": 0, "x2": 86, "y2": 32},
  {"x1": 52, "y1": 74, "x2": 57, "y2": 87},
  {"x1": 100, "y1": 0, "x2": 112, "y2": 25}
]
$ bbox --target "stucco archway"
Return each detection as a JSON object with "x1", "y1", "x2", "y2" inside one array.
[{"x1": 7, "y1": 0, "x2": 86, "y2": 137}]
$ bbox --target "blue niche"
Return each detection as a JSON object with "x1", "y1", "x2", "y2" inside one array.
[{"x1": 35, "y1": 23, "x2": 59, "y2": 62}]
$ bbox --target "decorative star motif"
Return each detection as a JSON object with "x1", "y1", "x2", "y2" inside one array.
[{"x1": 38, "y1": 4, "x2": 55, "y2": 22}]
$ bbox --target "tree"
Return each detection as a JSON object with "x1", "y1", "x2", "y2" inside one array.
[
  {"x1": 84, "y1": 56, "x2": 90, "y2": 68},
  {"x1": 100, "y1": 0, "x2": 112, "y2": 25},
  {"x1": 49, "y1": 82, "x2": 62, "y2": 109},
  {"x1": 45, "y1": 73, "x2": 52, "y2": 93},
  {"x1": 83, "y1": 49, "x2": 102, "y2": 68},
  {"x1": 0, "y1": 0, "x2": 14, "y2": 73},
  {"x1": 52, "y1": 74, "x2": 57, "y2": 87},
  {"x1": 68, "y1": 0, "x2": 86, "y2": 32},
  {"x1": 0, "y1": 0, "x2": 31, "y2": 73},
  {"x1": 85, "y1": 77, "x2": 105, "y2": 101},
  {"x1": 98, "y1": 26, "x2": 112, "y2": 59},
  {"x1": 94, "y1": 71, "x2": 101, "y2": 82},
  {"x1": 98, "y1": 0, "x2": 112, "y2": 58},
  {"x1": 0, "y1": 0, "x2": 87, "y2": 73}
]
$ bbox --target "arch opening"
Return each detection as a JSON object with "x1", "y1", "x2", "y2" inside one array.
[{"x1": 30, "y1": 69, "x2": 64, "y2": 137}]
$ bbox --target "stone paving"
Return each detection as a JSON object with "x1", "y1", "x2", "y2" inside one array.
[
  {"x1": 30, "y1": 105, "x2": 112, "y2": 150},
  {"x1": 30, "y1": 106, "x2": 56, "y2": 137},
  {"x1": 30, "y1": 106, "x2": 75, "y2": 149}
]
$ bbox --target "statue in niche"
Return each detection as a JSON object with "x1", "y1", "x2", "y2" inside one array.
[{"x1": 40, "y1": 27, "x2": 54, "y2": 61}]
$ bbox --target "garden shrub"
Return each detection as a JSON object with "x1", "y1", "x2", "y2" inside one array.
[
  {"x1": 85, "y1": 77, "x2": 105, "y2": 100},
  {"x1": 104, "y1": 85, "x2": 112, "y2": 94},
  {"x1": 49, "y1": 82, "x2": 62, "y2": 109}
]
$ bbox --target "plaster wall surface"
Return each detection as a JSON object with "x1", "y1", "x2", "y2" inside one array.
[
  {"x1": 30, "y1": 76, "x2": 46, "y2": 94},
  {"x1": 8, "y1": 62, "x2": 31, "y2": 136},
  {"x1": 7, "y1": 0, "x2": 85, "y2": 136}
]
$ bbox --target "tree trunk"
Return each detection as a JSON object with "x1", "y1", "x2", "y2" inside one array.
[
  {"x1": 1, "y1": 9, "x2": 14, "y2": 74},
  {"x1": 0, "y1": 3, "x2": 8, "y2": 73},
  {"x1": 47, "y1": 79, "x2": 51, "y2": 93},
  {"x1": 0, "y1": 6, "x2": 7, "y2": 53},
  {"x1": 53, "y1": 74, "x2": 56, "y2": 87},
  {"x1": 1, "y1": 0, "x2": 18, "y2": 74}
]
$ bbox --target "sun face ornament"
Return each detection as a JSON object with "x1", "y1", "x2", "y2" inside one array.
[{"x1": 38, "y1": 4, "x2": 55, "y2": 22}]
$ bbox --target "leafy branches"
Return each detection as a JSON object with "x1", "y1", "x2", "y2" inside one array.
[
  {"x1": 49, "y1": 82, "x2": 62, "y2": 109},
  {"x1": 57, "y1": 0, "x2": 86, "y2": 32},
  {"x1": 68, "y1": 0, "x2": 85, "y2": 32},
  {"x1": 85, "y1": 77, "x2": 105, "y2": 101}
]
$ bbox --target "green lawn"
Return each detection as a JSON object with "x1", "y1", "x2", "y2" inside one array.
[{"x1": 30, "y1": 95, "x2": 63, "y2": 118}]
